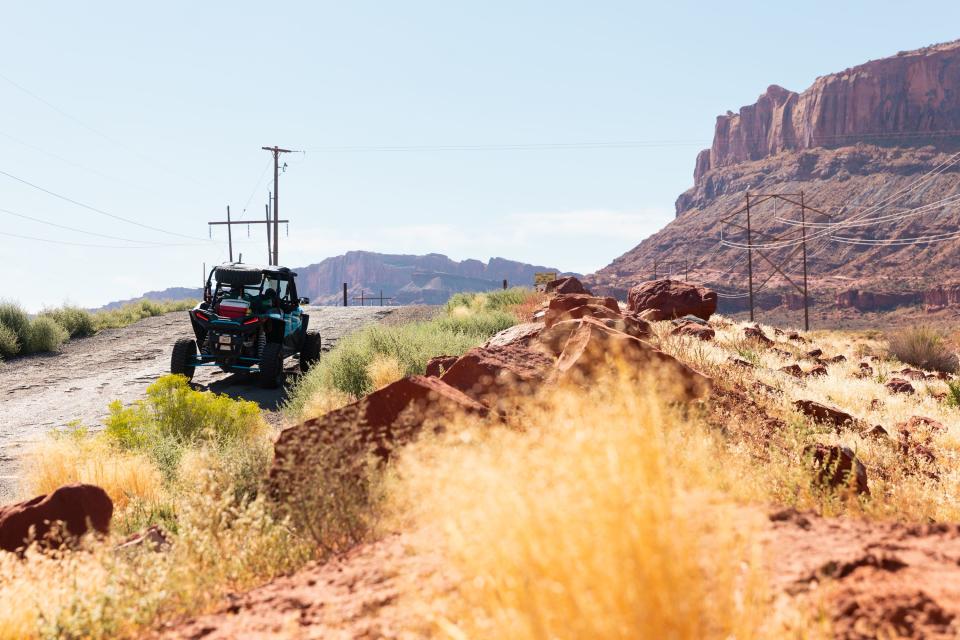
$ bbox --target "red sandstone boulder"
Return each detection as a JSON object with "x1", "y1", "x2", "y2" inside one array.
[
  {"x1": 269, "y1": 376, "x2": 488, "y2": 493},
  {"x1": 440, "y1": 344, "x2": 556, "y2": 402},
  {"x1": 0, "y1": 484, "x2": 113, "y2": 553},
  {"x1": 555, "y1": 317, "x2": 711, "y2": 400},
  {"x1": 672, "y1": 323, "x2": 715, "y2": 340},
  {"x1": 547, "y1": 294, "x2": 619, "y2": 315},
  {"x1": 807, "y1": 364, "x2": 828, "y2": 377},
  {"x1": 626, "y1": 279, "x2": 717, "y2": 321},
  {"x1": 545, "y1": 303, "x2": 622, "y2": 329},
  {"x1": 483, "y1": 322, "x2": 544, "y2": 349},
  {"x1": 793, "y1": 400, "x2": 855, "y2": 430},
  {"x1": 744, "y1": 326, "x2": 773, "y2": 345},
  {"x1": 780, "y1": 364, "x2": 804, "y2": 378},
  {"x1": 803, "y1": 444, "x2": 870, "y2": 495},
  {"x1": 636, "y1": 308, "x2": 668, "y2": 322},
  {"x1": 425, "y1": 355, "x2": 459, "y2": 377},
  {"x1": 895, "y1": 416, "x2": 945, "y2": 444},
  {"x1": 886, "y1": 378, "x2": 915, "y2": 394},
  {"x1": 861, "y1": 424, "x2": 889, "y2": 439},
  {"x1": 539, "y1": 316, "x2": 650, "y2": 355},
  {"x1": 545, "y1": 276, "x2": 589, "y2": 295}
]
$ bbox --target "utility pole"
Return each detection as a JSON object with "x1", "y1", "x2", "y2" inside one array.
[
  {"x1": 800, "y1": 190, "x2": 810, "y2": 331},
  {"x1": 208, "y1": 210, "x2": 288, "y2": 264},
  {"x1": 226, "y1": 206, "x2": 233, "y2": 262},
  {"x1": 265, "y1": 202, "x2": 272, "y2": 265},
  {"x1": 261, "y1": 146, "x2": 293, "y2": 265},
  {"x1": 745, "y1": 192, "x2": 755, "y2": 322}
]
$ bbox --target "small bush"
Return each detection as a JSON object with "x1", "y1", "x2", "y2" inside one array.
[
  {"x1": 24, "y1": 316, "x2": 69, "y2": 353},
  {"x1": 0, "y1": 301, "x2": 30, "y2": 348},
  {"x1": 366, "y1": 354, "x2": 405, "y2": 389},
  {"x1": 92, "y1": 299, "x2": 196, "y2": 332},
  {"x1": 0, "y1": 323, "x2": 18, "y2": 358},
  {"x1": 888, "y1": 326, "x2": 959, "y2": 373},
  {"x1": 104, "y1": 374, "x2": 265, "y2": 477},
  {"x1": 446, "y1": 287, "x2": 530, "y2": 313},
  {"x1": 285, "y1": 315, "x2": 502, "y2": 414},
  {"x1": 946, "y1": 380, "x2": 960, "y2": 408},
  {"x1": 41, "y1": 306, "x2": 96, "y2": 338}
]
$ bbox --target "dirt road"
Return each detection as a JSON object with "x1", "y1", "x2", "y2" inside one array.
[{"x1": 0, "y1": 306, "x2": 404, "y2": 501}]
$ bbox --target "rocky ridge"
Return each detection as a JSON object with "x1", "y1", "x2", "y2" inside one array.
[{"x1": 588, "y1": 40, "x2": 960, "y2": 316}]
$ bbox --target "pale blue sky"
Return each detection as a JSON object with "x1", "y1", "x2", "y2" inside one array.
[{"x1": 1, "y1": 1, "x2": 958, "y2": 309}]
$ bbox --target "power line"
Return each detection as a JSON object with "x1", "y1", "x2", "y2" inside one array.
[
  {"x1": 0, "y1": 168, "x2": 210, "y2": 242},
  {"x1": 0, "y1": 228, "x2": 197, "y2": 249},
  {"x1": 0, "y1": 206, "x2": 192, "y2": 245},
  {"x1": 0, "y1": 69, "x2": 214, "y2": 192},
  {"x1": 304, "y1": 140, "x2": 708, "y2": 152}
]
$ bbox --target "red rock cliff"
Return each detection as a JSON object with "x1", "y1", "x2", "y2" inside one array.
[{"x1": 695, "y1": 40, "x2": 960, "y2": 183}]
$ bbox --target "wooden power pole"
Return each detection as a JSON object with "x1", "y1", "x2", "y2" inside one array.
[{"x1": 261, "y1": 146, "x2": 293, "y2": 265}]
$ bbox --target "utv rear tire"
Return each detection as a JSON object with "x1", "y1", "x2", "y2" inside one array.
[
  {"x1": 215, "y1": 264, "x2": 263, "y2": 286},
  {"x1": 259, "y1": 342, "x2": 284, "y2": 389},
  {"x1": 300, "y1": 331, "x2": 322, "y2": 373},
  {"x1": 171, "y1": 337, "x2": 197, "y2": 381}
]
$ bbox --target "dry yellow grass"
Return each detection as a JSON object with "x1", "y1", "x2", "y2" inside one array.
[
  {"x1": 301, "y1": 387, "x2": 357, "y2": 422},
  {"x1": 0, "y1": 461, "x2": 310, "y2": 639},
  {"x1": 392, "y1": 369, "x2": 775, "y2": 639},
  {"x1": 22, "y1": 436, "x2": 163, "y2": 511},
  {"x1": 366, "y1": 354, "x2": 405, "y2": 390},
  {"x1": 659, "y1": 315, "x2": 960, "y2": 521}
]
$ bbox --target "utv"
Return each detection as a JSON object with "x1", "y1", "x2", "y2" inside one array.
[{"x1": 170, "y1": 263, "x2": 321, "y2": 388}]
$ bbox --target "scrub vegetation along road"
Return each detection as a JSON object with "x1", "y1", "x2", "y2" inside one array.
[{"x1": 0, "y1": 306, "x2": 403, "y2": 500}]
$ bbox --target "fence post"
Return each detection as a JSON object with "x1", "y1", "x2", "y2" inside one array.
[{"x1": 343, "y1": 283, "x2": 348, "y2": 307}]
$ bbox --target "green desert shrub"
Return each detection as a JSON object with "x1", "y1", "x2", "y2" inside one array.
[
  {"x1": 41, "y1": 305, "x2": 96, "y2": 338},
  {"x1": 104, "y1": 374, "x2": 265, "y2": 477},
  {"x1": 887, "y1": 326, "x2": 959, "y2": 373},
  {"x1": 0, "y1": 323, "x2": 19, "y2": 358},
  {"x1": 0, "y1": 301, "x2": 31, "y2": 349},
  {"x1": 446, "y1": 287, "x2": 530, "y2": 313},
  {"x1": 92, "y1": 299, "x2": 196, "y2": 331},
  {"x1": 286, "y1": 299, "x2": 520, "y2": 417},
  {"x1": 24, "y1": 316, "x2": 69, "y2": 354}
]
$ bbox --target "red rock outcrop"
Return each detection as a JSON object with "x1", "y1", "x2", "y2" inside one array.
[
  {"x1": 587, "y1": 41, "x2": 960, "y2": 312},
  {"x1": 793, "y1": 400, "x2": 856, "y2": 430},
  {"x1": 0, "y1": 484, "x2": 113, "y2": 552},
  {"x1": 425, "y1": 355, "x2": 459, "y2": 377},
  {"x1": 269, "y1": 376, "x2": 488, "y2": 494},
  {"x1": 440, "y1": 344, "x2": 555, "y2": 402},
  {"x1": 482, "y1": 322, "x2": 544, "y2": 349},
  {"x1": 627, "y1": 279, "x2": 717, "y2": 321},
  {"x1": 545, "y1": 276, "x2": 590, "y2": 295},
  {"x1": 555, "y1": 317, "x2": 711, "y2": 399},
  {"x1": 804, "y1": 444, "x2": 870, "y2": 495},
  {"x1": 696, "y1": 41, "x2": 960, "y2": 183},
  {"x1": 835, "y1": 289, "x2": 923, "y2": 311}
]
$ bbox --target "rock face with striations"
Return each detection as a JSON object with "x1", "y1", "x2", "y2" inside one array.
[
  {"x1": 696, "y1": 41, "x2": 960, "y2": 182},
  {"x1": 587, "y1": 40, "x2": 960, "y2": 315}
]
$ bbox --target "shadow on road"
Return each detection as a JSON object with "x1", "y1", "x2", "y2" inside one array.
[{"x1": 193, "y1": 365, "x2": 301, "y2": 411}]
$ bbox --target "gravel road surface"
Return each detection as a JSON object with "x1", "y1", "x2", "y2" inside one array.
[{"x1": 0, "y1": 306, "x2": 408, "y2": 501}]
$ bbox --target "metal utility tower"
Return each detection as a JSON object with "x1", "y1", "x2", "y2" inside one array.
[{"x1": 719, "y1": 191, "x2": 833, "y2": 331}]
